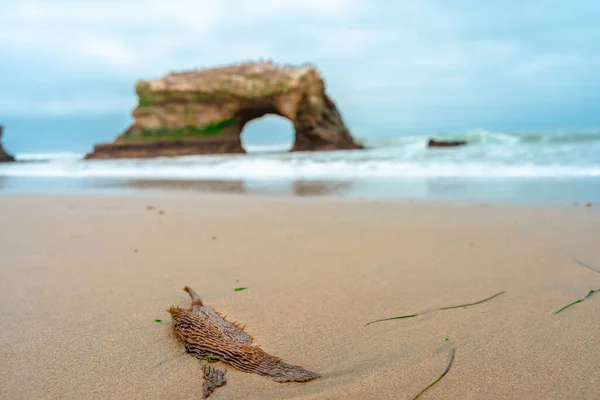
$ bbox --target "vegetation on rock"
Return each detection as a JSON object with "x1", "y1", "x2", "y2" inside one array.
[{"x1": 120, "y1": 118, "x2": 237, "y2": 142}]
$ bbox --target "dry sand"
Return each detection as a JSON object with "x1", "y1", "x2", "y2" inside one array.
[{"x1": 0, "y1": 194, "x2": 599, "y2": 399}]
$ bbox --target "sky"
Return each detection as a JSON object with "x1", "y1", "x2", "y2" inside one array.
[{"x1": 1, "y1": 0, "x2": 600, "y2": 153}]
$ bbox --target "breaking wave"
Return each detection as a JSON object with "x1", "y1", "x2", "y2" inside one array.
[
  {"x1": 2, "y1": 129, "x2": 600, "y2": 180},
  {"x1": 362, "y1": 129, "x2": 600, "y2": 148}
]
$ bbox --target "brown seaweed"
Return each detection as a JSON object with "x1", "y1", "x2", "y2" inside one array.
[
  {"x1": 202, "y1": 364, "x2": 226, "y2": 399},
  {"x1": 168, "y1": 286, "x2": 321, "y2": 383}
]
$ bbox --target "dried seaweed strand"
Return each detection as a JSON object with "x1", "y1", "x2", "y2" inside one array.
[
  {"x1": 365, "y1": 291, "x2": 505, "y2": 326},
  {"x1": 554, "y1": 289, "x2": 598, "y2": 315},
  {"x1": 412, "y1": 348, "x2": 456, "y2": 400}
]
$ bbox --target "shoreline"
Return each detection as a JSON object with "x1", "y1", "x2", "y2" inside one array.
[
  {"x1": 0, "y1": 185, "x2": 595, "y2": 213},
  {"x1": 0, "y1": 175, "x2": 599, "y2": 207}
]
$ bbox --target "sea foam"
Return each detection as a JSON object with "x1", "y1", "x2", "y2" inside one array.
[{"x1": 3, "y1": 130, "x2": 599, "y2": 180}]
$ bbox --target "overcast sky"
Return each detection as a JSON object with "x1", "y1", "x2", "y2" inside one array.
[{"x1": 2, "y1": 0, "x2": 600, "y2": 152}]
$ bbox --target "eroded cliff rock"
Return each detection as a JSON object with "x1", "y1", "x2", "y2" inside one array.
[
  {"x1": 85, "y1": 61, "x2": 362, "y2": 159},
  {"x1": 0, "y1": 125, "x2": 15, "y2": 162}
]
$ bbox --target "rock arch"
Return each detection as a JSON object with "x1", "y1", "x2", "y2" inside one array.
[{"x1": 84, "y1": 62, "x2": 363, "y2": 159}]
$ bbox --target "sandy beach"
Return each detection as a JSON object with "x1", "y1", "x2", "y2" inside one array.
[{"x1": 0, "y1": 193, "x2": 599, "y2": 399}]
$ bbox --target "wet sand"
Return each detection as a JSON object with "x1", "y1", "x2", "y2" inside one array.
[{"x1": 0, "y1": 194, "x2": 599, "y2": 399}]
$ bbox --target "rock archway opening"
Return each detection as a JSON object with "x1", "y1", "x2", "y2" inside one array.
[{"x1": 240, "y1": 114, "x2": 294, "y2": 154}]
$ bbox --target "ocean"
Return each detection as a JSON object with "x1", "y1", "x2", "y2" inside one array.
[{"x1": 1, "y1": 129, "x2": 600, "y2": 204}]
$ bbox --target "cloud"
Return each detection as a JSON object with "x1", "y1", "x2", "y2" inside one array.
[
  {"x1": 0, "y1": 0, "x2": 222, "y2": 69},
  {"x1": 0, "y1": 0, "x2": 370, "y2": 115},
  {"x1": 1, "y1": 0, "x2": 600, "y2": 125},
  {"x1": 0, "y1": 95, "x2": 136, "y2": 116},
  {"x1": 514, "y1": 53, "x2": 587, "y2": 75},
  {"x1": 0, "y1": 0, "x2": 362, "y2": 70}
]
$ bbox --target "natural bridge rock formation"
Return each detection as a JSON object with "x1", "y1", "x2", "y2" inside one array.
[
  {"x1": 0, "y1": 125, "x2": 15, "y2": 162},
  {"x1": 84, "y1": 61, "x2": 362, "y2": 159}
]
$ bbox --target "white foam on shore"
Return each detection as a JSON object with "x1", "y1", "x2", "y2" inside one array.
[
  {"x1": 2, "y1": 155, "x2": 600, "y2": 180},
  {"x1": 4, "y1": 130, "x2": 600, "y2": 180}
]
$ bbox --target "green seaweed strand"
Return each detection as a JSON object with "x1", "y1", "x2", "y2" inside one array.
[
  {"x1": 554, "y1": 289, "x2": 598, "y2": 315},
  {"x1": 364, "y1": 314, "x2": 419, "y2": 326},
  {"x1": 412, "y1": 348, "x2": 456, "y2": 400},
  {"x1": 365, "y1": 291, "x2": 505, "y2": 327},
  {"x1": 438, "y1": 291, "x2": 506, "y2": 311}
]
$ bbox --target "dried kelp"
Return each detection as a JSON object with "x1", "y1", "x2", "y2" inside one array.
[{"x1": 168, "y1": 286, "x2": 321, "y2": 383}]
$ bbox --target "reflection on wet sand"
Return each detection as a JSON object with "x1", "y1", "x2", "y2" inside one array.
[
  {"x1": 124, "y1": 179, "x2": 247, "y2": 194},
  {"x1": 291, "y1": 181, "x2": 352, "y2": 196},
  {"x1": 111, "y1": 179, "x2": 354, "y2": 197},
  {"x1": 1, "y1": 176, "x2": 598, "y2": 204}
]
